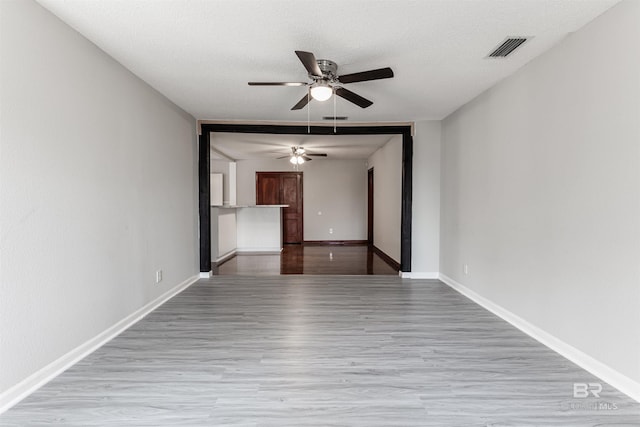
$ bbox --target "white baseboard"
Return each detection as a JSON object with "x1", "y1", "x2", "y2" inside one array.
[
  {"x1": 400, "y1": 271, "x2": 439, "y2": 279},
  {"x1": 215, "y1": 250, "x2": 236, "y2": 264},
  {"x1": 438, "y1": 273, "x2": 640, "y2": 403},
  {"x1": 199, "y1": 271, "x2": 212, "y2": 278},
  {"x1": 0, "y1": 274, "x2": 200, "y2": 414},
  {"x1": 236, "y1": 247, "x2": 282, "y2": 254}
]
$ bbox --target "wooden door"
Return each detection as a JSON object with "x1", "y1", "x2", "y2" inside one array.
[
  {"x1": 256, "y1": 172, "x2": 303, "y2": 244},
  {"x1": 280, "y1": 173, "x2": 303, "y2": 244},
  {"x1": 256, "y1": 174, "x2": 281, "y2": 205}
]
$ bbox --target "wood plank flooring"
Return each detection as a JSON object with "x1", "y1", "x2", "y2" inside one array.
[
  {"x1": 1, "y1": 276, "x2": 639, "y2": 426},
  {"x1": 215, "y1": 245, "x2": 398, "y2": 275}
]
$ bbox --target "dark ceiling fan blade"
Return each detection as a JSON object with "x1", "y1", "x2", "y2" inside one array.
[
  {"x1": 291, "y1": 93, "x2": 311, "y2": 110},
  {"x1": 306, "y1": 153, "x2": 327, "y2": 157},
  {"x1": 276, "y1": 155, "x2": 290, "y2": 159},
  {"x1": 302, "y1": 156, "x2": 312, "y2": 161},
  {"x1": 335, "y1": 87, "x2": 373, "y2": 108},
  {"x1": 338, "y1": 67, "x2": 394, "y2": 84},
  {"x1": 295, "y1": 51, "x2": 323, "y2": 77},
  {"x1": 248, "y1": 82, "x2": 307, "y2": 86}
]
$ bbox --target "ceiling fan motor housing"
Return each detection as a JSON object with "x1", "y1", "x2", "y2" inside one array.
[{"x1": 313, "y1": 59, "x2": 338, "y2": 81}]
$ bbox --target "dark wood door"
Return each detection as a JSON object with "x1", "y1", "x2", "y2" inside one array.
[
  {"x1": 256, "y1": 174, "x2": 281, "y2": 205},
  {"x1": 367, "y1": 168, "x2": 374, "y2": 245},
  {"x1": 256, "y1": 172, "x2": 303, "y2": 244},
  {"x1": 280, "y1": 173, "x2": 303, "y2": 244}
]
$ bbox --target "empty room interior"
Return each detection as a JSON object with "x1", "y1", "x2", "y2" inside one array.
[{"x1": 1, "y1": 0, "x2": 639, "y2": 425}]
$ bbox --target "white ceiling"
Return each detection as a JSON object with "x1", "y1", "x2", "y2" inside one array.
[
  {"x1": 210, "y1": 133, "x2": 398, "y2": 161},
  {"x1": 37, "y1": 0, "x2": 618, "y2": 122}
]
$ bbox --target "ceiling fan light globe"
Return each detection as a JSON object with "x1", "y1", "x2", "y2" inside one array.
[
  {"x1": 310, "y1": 85, "x2": 332, "y2": 101},
  {"x1": 290, "y1": 156, "x2": 298, "y2": 164},
  {"x1": 297, "y1": 156, "x2": 305, "y2": 164}
]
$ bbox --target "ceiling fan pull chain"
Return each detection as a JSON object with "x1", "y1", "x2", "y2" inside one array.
[
  {"x1": 333, "y1": 87, "x2": 337, "y2": 133},
  {"x1": 307, "y1": 87, "x2": 310, "y2": 134}
]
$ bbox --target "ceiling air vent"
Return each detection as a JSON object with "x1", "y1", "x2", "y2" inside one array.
[
  {"x1": 323, "y1": 116, "x2": 348, "y2": 121},
  {"x1": 488, "y1": 37, "x2": 529, "y2": 58}
]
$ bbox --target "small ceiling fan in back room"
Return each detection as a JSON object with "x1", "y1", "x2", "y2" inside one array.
[
  {"x1": 277, "y1": 146, "x2": 327, "y2": 165},
  {"x1": 248, "y1": 51, "x2": 394, "y2": 111}
]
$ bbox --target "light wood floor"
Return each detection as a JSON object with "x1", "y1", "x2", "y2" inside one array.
[
  {"x1": 215, "y1": 245, "x2": 398, "y2": 275},
  {"x1": 1, "y1": 276, "x2": 638, "y2": 426}
]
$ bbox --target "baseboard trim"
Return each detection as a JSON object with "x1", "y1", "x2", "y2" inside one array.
[
  {"x1": 372, "y1": 245, "x2": 400, "y2": 271},
  {"x1": 438, "y1": 273, "x2": 640, "y2": 403},
  {"x1": 199, "y1": 271, "x2": 212, "y2": 278},
  {"x1": 303, "y1": 240, "x2": 368, "y2": 246},
  {"x1": 0, "y1": 274, "x2": 200, "y2": 414},
  {"x1": 215, "y1": 250, "x2": 237, "y2": 265},
  {"x1": 236, "y1": 248, "x2": 282, "y2": 254},
  {"x1": 400, "y1": 271, "x2": 439, "y2": 279}
]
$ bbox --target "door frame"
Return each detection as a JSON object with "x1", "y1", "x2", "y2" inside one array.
[
  {"x1": 199, "y1": 123, "x2": 413, "y2": 273},
  {"x1": 367, "y1": 167, "x2": 374, "y2": 245}
]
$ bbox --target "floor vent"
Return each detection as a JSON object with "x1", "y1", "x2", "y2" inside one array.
[
  {"x1": 488, "y1": 37, "x2": 529, "y2": 58},
  {"x1": 323, "y1": 116, "x2": 348, "y2": 120}
]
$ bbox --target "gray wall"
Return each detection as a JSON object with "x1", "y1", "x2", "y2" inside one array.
[
  {"x1": 440, "y1": 0, "x2": 640, "y2": 384},
  {"x1": 411, "y1": 121, "x2": 441, "y2": 274},
  {"x1": 367, "y1": 136, "x2": 402, "y2": 263},
  {"x1": 0, "y1": 0, "x2": 198, "y2": 394},
  {"x1": 236, "y1": 158, "x2": 367, "y2": 241}
]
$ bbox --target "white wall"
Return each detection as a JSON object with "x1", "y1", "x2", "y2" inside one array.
[
  {"x1": 235, "y1": 158, "x2": 367, "y2": 241},
  {"x1": 367, "y1": 136, "x2": 402, "y2": 263},
  {"x1": 0, "y1": 0, "x2": 198, "y2": 398},
  {"x1": 236, "y1": 207, "x2": 282, "y2": 251},
  {"x1": 217, "y1": 210, "x2": 237, "y2": 256},
  {"x1": 441, "y1": 0, "x2": 640, "y2": 386},
  {"x1": 210, "y1": 208, "x2": 237, "y2": 262},
  {"x1": 411, "y1": 121, "x2": 441, "y2": 275}
]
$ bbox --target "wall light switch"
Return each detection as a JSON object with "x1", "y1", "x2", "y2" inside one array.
[
  {"x1": 318, "y1": 211, "x2": 322, "y2": 215},
  {"x1": 329, "y1": 228, "x2": 333, "y2": 234}
]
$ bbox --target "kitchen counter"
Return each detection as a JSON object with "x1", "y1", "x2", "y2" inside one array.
[{"x1": 210, "y1": 205, "x2": 287, "y2": 263}]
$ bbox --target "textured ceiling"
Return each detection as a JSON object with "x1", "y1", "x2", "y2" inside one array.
[
  {"x1": 210, "y1": 133, "x2": 397, "y2": 161},
  {"x1": 37, "y1": 0, "x2": 619, "y2": 122}
]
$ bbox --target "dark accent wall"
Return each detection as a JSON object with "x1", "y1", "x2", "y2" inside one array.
[
  {"x1": 198, "y1": 132, "x2": 211, "y2": 272},
  {"x1": 401, "y1": 133, "x2": 413, "y2": 272}
]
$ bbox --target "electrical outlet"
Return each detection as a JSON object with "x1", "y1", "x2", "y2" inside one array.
[
  {"x1": 155, "y1": 270, "x2": 163, "y2": 284},
  {"x1": 329, "y1": 228, "x2": 333, "y2": 234},
  {"x1": 463, "y1": 264, "x2": 469, "y2": 275}
]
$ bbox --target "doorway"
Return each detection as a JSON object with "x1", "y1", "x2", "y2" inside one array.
[
  {"x1": 198, "y1": 123, "x2": 412, "y2": 274},
  {"x1": 256, "y1": 171, "x2": 303, "y2": 244}
]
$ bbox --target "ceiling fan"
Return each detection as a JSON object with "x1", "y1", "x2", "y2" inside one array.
[
  {"x1": 277, "y1": 146, "x2": 327, "y2": 164},
  {"x1": 249, "y1": 51, "x2": 394, "y2": 110}
]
